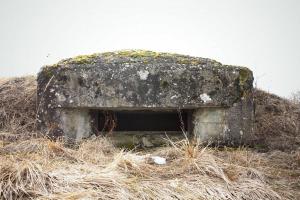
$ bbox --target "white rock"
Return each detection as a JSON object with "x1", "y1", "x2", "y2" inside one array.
[{"x1": 151, "y1": 156, "x2": 166, "y2": 165}]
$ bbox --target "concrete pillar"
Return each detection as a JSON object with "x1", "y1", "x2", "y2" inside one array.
[
  {"x1": 193, "y1": 108, "x2": 227, "y2": 143},
  {"x1": 60, "y1": 109, "x2": 92, "y2": 141}
]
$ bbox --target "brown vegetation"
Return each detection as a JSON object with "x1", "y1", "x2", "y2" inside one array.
[
  {"x1": 254, "y1": 89, "x2": 300, "y2": 151},
  {"x1": 1, "y1": 137, "x2": 296, "y2": 200},
  {"x1": 0, "y1": 76, "x2": 36, "y2": 135}
]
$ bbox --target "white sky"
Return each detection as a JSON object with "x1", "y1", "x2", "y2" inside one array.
[{"x1": 0, "y1": 0, "x2": 299, "y2": 97}]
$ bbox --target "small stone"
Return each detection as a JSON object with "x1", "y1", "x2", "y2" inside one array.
[{"x1": 151, "y1": 156, "x2": 166, "y2": 165}]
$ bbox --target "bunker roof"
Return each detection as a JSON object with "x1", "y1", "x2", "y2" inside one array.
[{"x1": 38, "y1": 50, "x2": 253, "y2": 109}]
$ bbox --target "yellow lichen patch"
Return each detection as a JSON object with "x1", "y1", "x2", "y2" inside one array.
[
  {"x1": 66, "y1": 53, "x2": 100, "y2": 64},
  {"x1": 110, "y1": 50, "x2": 210, "y2": 66},
  {"x1": 116, "y1": 50, "x2": 160, "y2": 58},
  {"x1": 102, "y1": 50, "x2": 185, "y2": 60},
  {"x1": 46, "y1": 50, "x2": 218, "y2": 67},
  {"x1": 177, "y1": 58, "x2": 196, "y2": 65}
]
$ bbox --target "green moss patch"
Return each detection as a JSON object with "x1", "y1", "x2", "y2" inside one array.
[{"x1": 239, "y1": 68, "x2": 253, "y2": 86}]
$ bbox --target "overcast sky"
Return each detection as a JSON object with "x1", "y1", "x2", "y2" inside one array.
[{"x1": 0, "y1": 0, "x2": 299, "y2": 97}]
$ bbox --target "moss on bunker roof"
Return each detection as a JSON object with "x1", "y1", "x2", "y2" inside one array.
[{"x1": 50, "y1": 50, "x2": 221, "y2": 66}]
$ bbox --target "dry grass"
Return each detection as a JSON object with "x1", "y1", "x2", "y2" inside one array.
[
  {"x1": 254, "y1": 89, "x2": 300, "y2": 151},
  {"x1": 0, "y1": 158, "x2": 55, "y2": 200},
  {"x1": 0, "y1": 76, "x2": 36, "y2": 135},
  {"x1": 1, "y1": 137, "x2": 296, "y2": 200},
  {"x1": 213, "y1": 148, "x2": 300, "y2": 199}
]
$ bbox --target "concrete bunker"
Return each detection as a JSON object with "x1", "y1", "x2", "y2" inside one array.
[{"x1": 37, "y1": 50, "x2": 254, "y2": 146}]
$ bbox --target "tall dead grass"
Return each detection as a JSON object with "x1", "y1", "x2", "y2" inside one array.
[
  {"x1": 0, "y1": 76, "x2": 36, "y2": 135},
  {"x1": 254, "y1": 89, "x2": 300, "y2": 151},
  {"x1": 0, "y1": 158, "x2": 56, "y2": 200},
  {"x1": 0, "y1": 137, "x2": 290, "y2": 200}
]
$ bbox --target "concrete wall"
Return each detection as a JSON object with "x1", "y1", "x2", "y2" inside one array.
[
  {"x1": 193, "y1": 96, "x2": 254, "y2": 145},
  {"x1": 193, "y1": 108, "x2": 227, "y2": 143},
  {"x1": 57, "y1": 96, "x2": 253, "y2": 145}
]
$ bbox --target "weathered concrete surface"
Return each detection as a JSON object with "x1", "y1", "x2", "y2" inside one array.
[
  {"x1": 193, "y1": 108, "x2": 227, "y2": 141},
  {"x1": 193, "y1": 95, "x2": 254, "y2": 145},
  {"x1": 60, "y1": 109, "x2": 91, "y2": 141},
  {"x1": 37, "y1": 50, "x2": 254, "y2": 145}
]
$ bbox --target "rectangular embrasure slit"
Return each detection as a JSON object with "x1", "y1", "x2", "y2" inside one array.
[{"x1": 97, "y1": 110, "x2": 189, "y2": 133}]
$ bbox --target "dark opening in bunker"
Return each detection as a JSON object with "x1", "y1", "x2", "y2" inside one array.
[{"x1": 95, "y1": 110, "x2": 191, "y2": 134}]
